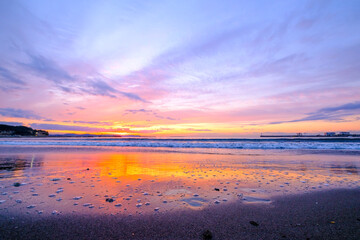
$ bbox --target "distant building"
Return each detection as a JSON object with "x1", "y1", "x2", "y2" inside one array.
[
  {"x1": 35, "y1": 130, "x2": 49, "y2": 136},
  {"x1": 339, "y1": 132, "x2": 350, "y2": 136},
  {"x1": 0, "y1": 130, "x2": 15, "y2": 135},
  {"x1": 325, "y1": 132, "x2": 336, "y2": 136}
]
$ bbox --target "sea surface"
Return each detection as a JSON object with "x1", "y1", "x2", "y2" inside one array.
[
  {"x1": 0, "y1": 137, "x2": 359, "y2": 217},
  {"x1": 0, "y1": 137, "x2": 360, "y2": 150}
]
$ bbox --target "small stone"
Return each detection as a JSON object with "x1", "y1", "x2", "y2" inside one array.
[
  {"x1": 202, "y1": 230, "x2": 213, "y2": 240},
  {"x1": 0, "y1": 200, "x2": 6, "y2": 204},
  {"x1": 56, "y1": 198, "x2": 62, "y2": 202},
  {"x1": 249, "y1": 221, "x2": 259, "y2": 226},
  {"x1": 15, "y1": 199, "x2": 22, "y2": 203},
  {"x1": 27, "y1": 205, "x2": 36, "y2": 209},
  {"x1": 154, "y1": 207, "x2": 160, "y2": 211},
  {"x1": 52, "y1": 210, "x2": 59, "y2": 215},
  {"x1": 51, "y1": 178, "x2": 61, "y2": 181},
  {"x1": 214, "y1": 200, "x2": 220, "y2": 204},
  {"x1": 86, "y1": 168, "x2": 89, "y2": 170},
  {"x1": 214, "y1": 188, "x2": 220, "y2": 191},
  {"x1": 13, "y1": 182, "x2": 21, "y2": 187},
  {"x1": 67, "y1": 178, "x2": 71, "y2": 180},
  {"x1": 56, "y1": 189, "x2": 63, "y2": 193},
  {"x1": 48, "y1": 194, "x2": 56, "y2": 198},
  {"x1": 38, "y1": 210, "x2": 43, "y2": 214},
  {"x1": 83, "y1": 203, "x2": 91, "y2": 207},
  {"x1": 115, "y1": 203, "x2": 122, "y2": 207},
  {"x1": 73, "y1": 196, "x2": 83, "y2": 200},
  {"x1": 106, "y1": 198, "x2": 114, "y2": 203},
  {"x1": 136, "y1": 203, "x2": 142, "y2": 207},
  {"x1": 32, "y1": 193, "x2": 39, "y2": 196}
]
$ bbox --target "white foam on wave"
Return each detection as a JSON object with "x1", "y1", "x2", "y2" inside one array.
[{"x1": 0, "y1": 139, "x2": 359, "y2": 150}]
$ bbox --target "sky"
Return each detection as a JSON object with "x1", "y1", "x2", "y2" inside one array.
[{"x1": 0, "y1": 0, "x2": 360, "y2": 137}]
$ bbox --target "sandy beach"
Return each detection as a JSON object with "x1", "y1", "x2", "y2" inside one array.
[
  {"x1": 0, "y1": 144, "x2": 359, "y2": 239},
  {"x1": 0, "y1": 189, "x2": 359, "y2": 239}
]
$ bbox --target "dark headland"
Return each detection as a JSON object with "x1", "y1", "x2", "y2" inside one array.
[{"x1": 0, "y1": 124, "x2": 48, "y2": 137}]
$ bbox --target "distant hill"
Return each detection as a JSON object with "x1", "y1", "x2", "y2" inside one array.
[{"x1": 0, "y1": 124, "x2": 49, "y2": 136}]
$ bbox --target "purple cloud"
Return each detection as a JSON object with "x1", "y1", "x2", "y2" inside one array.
[{"x1": 0, "y1": 108, "x2": 43, "y2": 120}]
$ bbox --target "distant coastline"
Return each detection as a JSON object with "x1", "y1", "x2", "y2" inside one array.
[{"x1": 261, "y1": 131, "x2": 360, "y2": 138}]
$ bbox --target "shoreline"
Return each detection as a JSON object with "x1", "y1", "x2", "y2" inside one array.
[{"x1": 0, "y1": 189, "x2": 359, "y2": 239}]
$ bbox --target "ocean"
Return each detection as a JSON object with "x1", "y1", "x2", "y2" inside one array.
[{"x1": 0, "y1": 137, "x2": 360, "y2": 150}]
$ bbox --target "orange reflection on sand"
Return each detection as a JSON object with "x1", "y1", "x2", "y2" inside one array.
[{"x1": 0, "y1": 148, "x2": 359, "y2": 216}]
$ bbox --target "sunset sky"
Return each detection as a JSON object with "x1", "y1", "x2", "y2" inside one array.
[{"x1": 0, "y1": 0, "x2": 360, "y2": 137}]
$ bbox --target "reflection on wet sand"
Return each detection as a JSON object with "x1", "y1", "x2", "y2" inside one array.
[
  {"x1": 0, "y1": 148, "x2": 359, "y2": 217},
  {"x1": 0, "y1": 155, "x2": 44, "y2": 178}
]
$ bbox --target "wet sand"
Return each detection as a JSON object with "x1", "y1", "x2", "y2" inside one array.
[
  {"x1": 0, "y1": 146, "x2": 359, "y2": 239},
  {"x1": 0, "y1": 189, "x2": 359, "y2": 240}
]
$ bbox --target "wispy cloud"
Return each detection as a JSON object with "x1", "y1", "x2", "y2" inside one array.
[
  {"x1": 270, "y1": 101, "x2": 360, "y2": 124},
  {"x1": 30, "y1": 123, "x2": 158, "y2": 134},
  {"x1": 186, "y1": 128, "x2": 212, "y2": 132},
  {"x1": 0, "y1": 121, "x2": 23, "y2": 126},
  {"x1": 125, "y1": 109, "x2": 177, "y2": 120},
  {"x1": 20, "y1": 53, "x2": 74, "y2": 83},
  {"x1": 30, "y1": 123, "x2": 98, "y2": 132},
  {"x1": 73, "y1": 120, "x2": 113, "y2": 125},
  {"x1": 86, "y1": 79, "x2": 146, "y2": 101},
  {"x1": 0, "y1": 66, "x2": 26, "y2": 91},
  {"x1": 0, "y1": 66, "x2": 25, "y2": 85},
  {"x1": 17, "y1": 53, "x2": 146, "y2": 101},
  {"x1": 0, "y1": 108, "x2": 43, "y2": 120}
]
